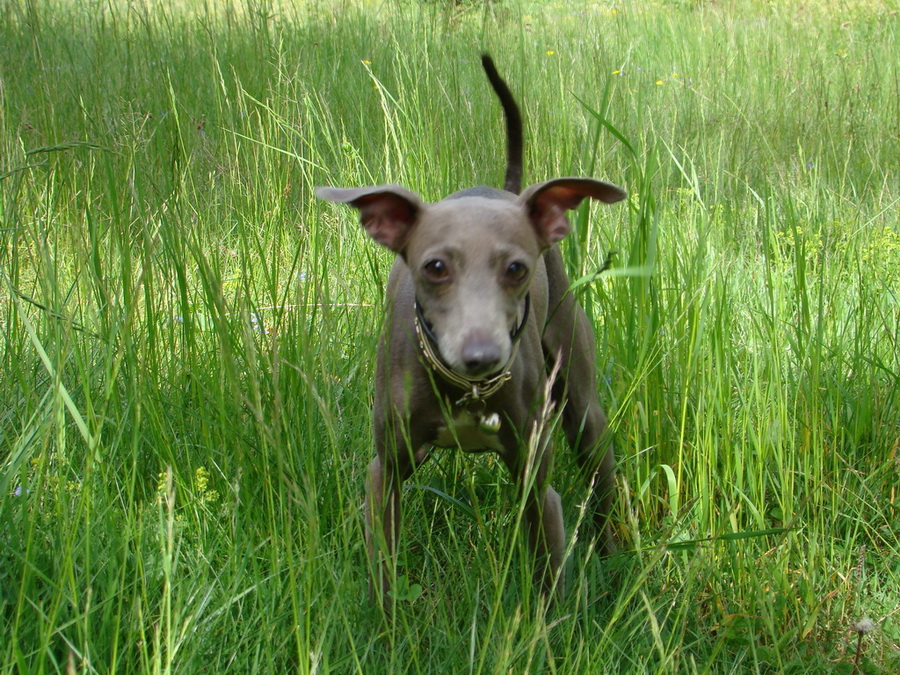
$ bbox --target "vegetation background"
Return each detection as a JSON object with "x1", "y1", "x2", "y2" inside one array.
[{"x1": 1, "y1": 0, "x2": 898, "y2": 672}]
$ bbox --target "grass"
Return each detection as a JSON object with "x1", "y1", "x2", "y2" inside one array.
[{"x1": 1, "y1": 0, "x2": 898, "y2": 671}]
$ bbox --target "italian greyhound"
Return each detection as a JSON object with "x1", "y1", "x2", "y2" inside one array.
[{"x1": 317, "y1": 55, "x2": 625, "y2": 610}]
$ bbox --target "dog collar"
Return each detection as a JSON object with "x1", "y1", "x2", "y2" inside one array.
[{"x1": 413, "y1": 293, "x2": 530, "y2": 407}]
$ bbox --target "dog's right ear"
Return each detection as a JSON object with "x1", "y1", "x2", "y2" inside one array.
[
  {"x1": 519, "y1": 178, "x2": 627, "y2": 246},
  {"x1": 316, "y1": 185, "x2": 423, "y2": 253}
]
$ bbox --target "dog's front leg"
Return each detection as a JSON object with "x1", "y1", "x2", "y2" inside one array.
[
  {"x1": 365, "y1": 454, "x2": 396, "y2": 607},
  {"x1": 523, "y1": 483, "x2": 566, "y2": 600},
  {"x1": 503, "y1": 436, "x2": 566, "y2": 602},
  {"x1": 365, "y1": 442, "x2": 428, "y2": 611}
]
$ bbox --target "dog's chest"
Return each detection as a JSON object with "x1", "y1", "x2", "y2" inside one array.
[{"x1": 433, "y1": 409, "x2": 504, "y2": 453}]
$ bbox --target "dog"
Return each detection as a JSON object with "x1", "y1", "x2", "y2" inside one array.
[{"x1": 317, "y1": 55, "x2": 625, "y2": 610}]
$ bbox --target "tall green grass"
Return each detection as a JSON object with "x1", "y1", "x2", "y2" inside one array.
[{"x1": 1, "y1": 0, "x2": 898, "y2": 671}]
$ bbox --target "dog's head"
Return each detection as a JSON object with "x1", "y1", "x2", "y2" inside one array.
[{"x1": 317, "y1": 179, "x2": 625, "y2": 378}]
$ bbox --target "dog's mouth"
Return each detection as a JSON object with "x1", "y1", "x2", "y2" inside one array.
[{"x1": 414, "y1": 294, "x2": 530, "y2": 385}]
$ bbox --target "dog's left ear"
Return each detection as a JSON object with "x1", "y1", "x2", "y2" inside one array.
[
  {"x1": 317, "y1": 185, "x2": 424, "y2": 253},
  {"x1": 519, "y1": 178, "x2": 626, "y2": 246}
]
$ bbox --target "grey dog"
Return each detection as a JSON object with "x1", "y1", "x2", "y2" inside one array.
[{"x1": 317, "y1": 55, "x2": 625, "y2": 609}]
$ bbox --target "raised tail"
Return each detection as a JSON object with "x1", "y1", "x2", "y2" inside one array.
[{"x1": 481, "y1": 55, "x2": 523, "y2": 195}]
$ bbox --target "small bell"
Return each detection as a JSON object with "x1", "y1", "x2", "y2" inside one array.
[{"x1": 478, "y1": 412, "x2": 502, "y2": 434}]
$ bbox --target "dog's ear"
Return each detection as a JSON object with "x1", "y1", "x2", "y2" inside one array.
[
  {"x1": 519, "y1": 178, "x2": 626, "y2": 245},
  {"x1": 317, "y1": 185, "x2": 424, "y2": 252}
]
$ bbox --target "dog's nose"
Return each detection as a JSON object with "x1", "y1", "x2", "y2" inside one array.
[{"x1": 460, "y1": 335, "x2": 503, "y2": 375}]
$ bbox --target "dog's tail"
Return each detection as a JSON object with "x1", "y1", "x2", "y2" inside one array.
[{"x1": 481, "y1": 55, "x2": 523, "y2": 195}]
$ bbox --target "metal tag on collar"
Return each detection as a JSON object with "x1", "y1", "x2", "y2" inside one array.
[
  {"x1": 458, "y1": 388, "x2": 502, "y2": 434},
  {"x1": 478, "y1": 412, "x2": 502, "y2": 434}
]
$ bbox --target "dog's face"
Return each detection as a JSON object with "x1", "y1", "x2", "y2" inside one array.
[
  {"x1": 405, "y1": 197, "x2": 542, "y2": 377},
  {"x1": 317, "y1": 178, "x2": 625, "y2": 378}
]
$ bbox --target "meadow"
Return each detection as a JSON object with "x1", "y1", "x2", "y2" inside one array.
[{"x1": 1, "y1": 0, "x2": 898, "y2": 671}]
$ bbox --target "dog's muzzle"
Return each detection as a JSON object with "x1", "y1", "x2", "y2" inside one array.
[{"x1": 413, "y1": 294, "x2": 530, "y2": 424}]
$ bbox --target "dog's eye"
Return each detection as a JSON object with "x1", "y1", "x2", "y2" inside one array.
[
  {"x1": 423, "y1": 259, "x2": 450, "y2": 282},
  {"x1": 506, "y1": 261, "x2": 528, "y2": 283}
]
